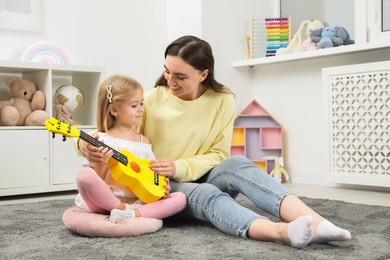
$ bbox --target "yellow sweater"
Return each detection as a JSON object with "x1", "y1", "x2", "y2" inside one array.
[{"x1": 141, "y1": 86, "x2": 236, "y2": 182}]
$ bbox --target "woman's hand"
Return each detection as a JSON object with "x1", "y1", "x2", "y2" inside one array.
[{"x1": 150, "y1": 158, "x2": 176, "y2": 178}]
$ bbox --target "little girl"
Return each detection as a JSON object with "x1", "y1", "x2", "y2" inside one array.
[{"x1": 75, "y1": 74, "x2": 186, "y2": 223}]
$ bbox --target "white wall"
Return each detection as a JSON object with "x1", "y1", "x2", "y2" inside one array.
[
  {"x1": 0, "y1": 0, "x2": 273, "y2": 111},
  {"x1": 164, "y1": 0, "x2": 277, "y2": 112},
  {"x1": 166, "y1": 0, "x2": 201, "y2": 42},
  {"x1": 0, "y1": 0, "x2": 167, "y2": 90},
  {"x1": 200, "y1": 0, "x2": 278, "y2": 111}
]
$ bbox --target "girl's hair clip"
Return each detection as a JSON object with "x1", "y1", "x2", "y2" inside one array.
[{"x1": 106, "y1": 85, "x2": 113, "y2": 103}]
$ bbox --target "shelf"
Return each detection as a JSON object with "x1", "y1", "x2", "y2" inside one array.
[
  {"x1": 0, "y1": 60, "x2": 103, "y2": 73},
  {"x1": 261, "y1": 128, "x2": 282, "y2": 149},
  {"x1": 253, "y1": 161, "x2": 267, "y2": 172},
  {"x1": 0, "y1": 61, "x2": 104, "y2": 197},
  {"x1": 232, "y1": 128, "x2": 245, "y2": 145},
  {"x1": 0, "y1": 60, "x2": 104, "y2": 126},
  {"x1": 231, "y1": 146, "x2": 245, "y2": 156},
  {"x1": 231, "y1": 100, "x2": 283, "y2": 174},
  {"x1": 232, "y1": 41, "x2": 390, "y2": 68},
  {"x1": 234, "y1": 118, "x2": 280, "y2": 127}
]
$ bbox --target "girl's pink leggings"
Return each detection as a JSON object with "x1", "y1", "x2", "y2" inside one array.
[{"x1": 76, "y1": 167, "x2": 186, "y2": 219}]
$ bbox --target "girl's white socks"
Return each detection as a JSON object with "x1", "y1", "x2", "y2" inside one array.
[
  {"x1": 287, "y1": 215, "x2": 314, "y2": 248},
  {"x1": 311, "y1": 220, "x2": 351, "y2": 244},
  {"x1": 125, "y1": 200, "x2": 144, "y2": 210},
  {"x1": 109, "y1": 208, "x2": 135, "y2": 223}
]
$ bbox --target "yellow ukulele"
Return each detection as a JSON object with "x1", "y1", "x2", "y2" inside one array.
[{"x1": 44, "y1": 117, "x2": 167, "y2": 203}]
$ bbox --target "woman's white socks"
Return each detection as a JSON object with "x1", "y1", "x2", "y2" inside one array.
[
  {"x1": 311, "y1": 220, "x2": 351, "y2": 244},
  {"x1": 287, "y1": 215, "x2": 314, "y2": 248},
  {"x1": 288, "y1": 218, "x2": 351, "y2": 248}
]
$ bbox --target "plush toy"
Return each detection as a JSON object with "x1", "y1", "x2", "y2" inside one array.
[
  {"x1": 310, "y1": 26, "x2": 355, "y2": 49},
  {"x1": 53, "y1": 84, "x2": 85, "y2": 125},
  {"x1": 300, "y1": 38, "x2": 317, "y2": 51},
  {"x1": 270, "y1": 157, "x2": 289, "y2": 183},
  {"x1": 0, "y1": 78, "x2": 50, "y2": 126},
  {"x1": 262, "y1": 156, "x2": 289, "y2": 183},
  {"x1": 54, "y1": 103, "x2": 75, "y2": 125},
  {"x1": 276, "y1": 19, "x2": 324, "y2": 55}
]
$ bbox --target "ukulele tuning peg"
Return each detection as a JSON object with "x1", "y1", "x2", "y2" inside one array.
[
  {"x1": 51, "y1": 133, "x2": 56, "y2": 138},
  {"x1": 62, "y1": 136, "x2": 67, "y2": 142}
]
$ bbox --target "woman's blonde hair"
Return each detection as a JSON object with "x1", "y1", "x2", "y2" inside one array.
[{"x1": 97, "y1": 74, "x2": 143, "y2": 132}]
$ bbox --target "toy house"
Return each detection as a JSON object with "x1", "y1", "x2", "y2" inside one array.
[{"x1": 231, "y1": 100, "x2": 283, "y2": 173}]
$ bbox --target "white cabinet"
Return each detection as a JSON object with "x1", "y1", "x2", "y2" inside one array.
[
  {"x1": 0, "y1": 61, "x2": 104, "y2": 196},
  {"x1": 1, "y1": 129, "x2": 49, "y2": 190},
  {"x1": 51, "y1": 126, "x2": 93, "y2": 185}
]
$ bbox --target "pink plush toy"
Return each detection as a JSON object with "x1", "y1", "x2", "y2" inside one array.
[{"x1": 300, "y1": 38, "x2": 317, "y2": 51}]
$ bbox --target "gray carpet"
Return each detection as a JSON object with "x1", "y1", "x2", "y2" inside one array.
[{"x1": 0, "y1": 194, "x2": 389, "y2": 260}]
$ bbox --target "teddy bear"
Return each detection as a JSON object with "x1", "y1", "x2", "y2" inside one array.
[
  {"x1": 310, "y1": 26, "x2": 355, "y2": 49},
  {"x1": 0, "y1": 78, "x2": 50, "y2": 126},
  {"x1": 276, "y1": 19, "x2": 325, "y2": 55}
]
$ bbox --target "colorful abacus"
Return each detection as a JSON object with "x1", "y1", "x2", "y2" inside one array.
[
  {"x1": 247, "y1": 17, "x2": 291, "y2": 58},
  {"x1": 265, "y1": 17, "x2": 291, "y2": 57}
]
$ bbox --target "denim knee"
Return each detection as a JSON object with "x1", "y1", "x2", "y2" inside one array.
[
  {"x1": 187, "y1": 182, "x2": 259, "y2": 237},
  {"x1": 222, "y1": 155, "x2": 257, "y2": 171},
  {"x1": 187, "y1": 183, "x2": 222, "y2": 208},
  {"x1": 208, "y1": 155, "x2": 290, "y2": 218}
]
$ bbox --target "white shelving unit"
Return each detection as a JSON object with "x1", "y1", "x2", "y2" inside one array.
[
  {"x1": 232, "y1": 41, "x2": 390, "y2": 68},
  {"x1": 232, "y1": 0, "x2": 390, "y2": 69},
  {"x1": 0, "y1": 61, "x2": 104, "y2": 196}
]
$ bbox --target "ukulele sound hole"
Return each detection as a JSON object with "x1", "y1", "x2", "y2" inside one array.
[{"x1": 130, "y1": 161, "x2": 141, "y2": 173}]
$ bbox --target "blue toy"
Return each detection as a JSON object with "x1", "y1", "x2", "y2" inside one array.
[{"x1": 310, "y1": 26, "x2": 354, "y2": 49}]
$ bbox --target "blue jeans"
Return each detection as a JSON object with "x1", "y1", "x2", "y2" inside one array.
[{"x1": 169, "y1": 155, "x2": 291, "y2": 238}]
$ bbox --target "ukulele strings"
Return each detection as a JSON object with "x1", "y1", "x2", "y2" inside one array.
[{"x1": 79, "y1": 131, "x2": 128, "y2": 165}]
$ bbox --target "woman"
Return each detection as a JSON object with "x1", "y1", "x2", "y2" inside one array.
[{"x1": 79, "y1": 35, "x2": 351, "y2": 248}]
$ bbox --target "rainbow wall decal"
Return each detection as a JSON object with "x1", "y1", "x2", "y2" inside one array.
[{"x1": 21, "y1": 42, "x2": 70, "y2": 64}]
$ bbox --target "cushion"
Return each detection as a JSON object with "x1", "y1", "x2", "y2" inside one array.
[{"x1": 62, "y1": 207, "x2": 163, "y2": 237}]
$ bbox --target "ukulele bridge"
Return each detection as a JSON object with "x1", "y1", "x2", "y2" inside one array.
[{"x1": 154, "y1": 173, "x2": 160, "y2": 186}]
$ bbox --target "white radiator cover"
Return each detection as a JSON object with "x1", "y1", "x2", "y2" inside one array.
[{"x1": 323, "y1": 60, "x2": 390, "y2": 187}]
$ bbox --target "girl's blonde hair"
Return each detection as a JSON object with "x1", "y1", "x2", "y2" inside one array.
[{"x1": 97, "y1": 74, "x2": 143, "y2": 132}]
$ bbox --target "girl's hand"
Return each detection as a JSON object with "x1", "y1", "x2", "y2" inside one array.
[
  {"x1": 78, "y1": 135, "x2": 106, "y2": 163},
  {"x1": 92, "y1": 146, "x2": 113, "y2": 179},
  {"x1": 95, "y1": 146, "x2": 113, "y2": 165},
  {"x1": 150, "y1": 158, "x2": 176, "y2": 178}
]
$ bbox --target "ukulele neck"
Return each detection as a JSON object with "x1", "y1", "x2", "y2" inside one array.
[{"x1": 79, "y1": 131, "x2": 128, "y2": 166}]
